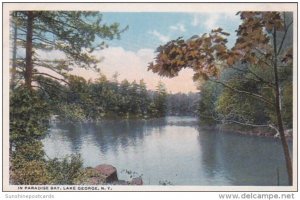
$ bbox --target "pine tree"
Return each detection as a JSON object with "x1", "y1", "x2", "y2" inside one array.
[{"x1": 11, "y1": 11, "x2": 127, "y2": 90}]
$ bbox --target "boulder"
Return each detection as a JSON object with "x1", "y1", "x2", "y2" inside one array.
[
  {"x1": 94, "y1": 164, "x2": 118, "y2": 183},
  {"x1": 82, "y1": 167, "x2": 106, "y2": 185},
  {"x1": 131, "y1": 177, "x2": 143, "y2": 185}
]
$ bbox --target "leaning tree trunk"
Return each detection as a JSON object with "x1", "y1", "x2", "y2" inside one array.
[
  {"x1": 273, "y1": 29, "x2": 293, "y2": 185},
  {"x1": 25, "y1": 11, "x2": 34, "y2": 89}
]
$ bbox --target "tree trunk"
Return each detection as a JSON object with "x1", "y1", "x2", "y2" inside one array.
[
  {"x1": 10, "y1": 12, "x2": 18, "y2": 90},
  {"x1": 273, "y1": 29, "x2": 293, "y2": 185},
  {"x1": 25, "y1": 11, "x2": 34, "y2": 89}
]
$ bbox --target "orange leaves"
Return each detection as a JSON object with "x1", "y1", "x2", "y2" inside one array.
[
  {"x1": 188, "y1": 50, "x2": 198, "y2": 59},
  {"x1": 232, "y1": 11, "x2": 289, "y2": 66},
  {"x1": 214, "y1": 44, "x2": 226, "y2": 53},
  {"x1": 238, "y1": 11, "x2": 285, "y2": 36},
  {"x1": 148, "y1": 11, "x2": 289, "y2": 83},
  {"x1": 225, "y1": 50, "x2": 242, "y2": 66},
  {"x1": 262, "y1": 12, "x2": 284, "y2": 32},
  {"x1": 147, "y1": 29, "x2": 230, "y2": 81},
  {"x1": 240, "y1": 11, "x2": 256, "y2": 19}
]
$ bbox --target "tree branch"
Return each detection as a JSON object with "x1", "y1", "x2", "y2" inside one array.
[
  {"x1": 32, "y1": 85, "x2": 50, "y2": 96},
  {"x1": 32, "y1": 36, "x2": 55, "y2": 46},
  {"x1": 33, "y1": 72, "x2": 69, "y2": 85},
  {"x1": 211, "y1": 113, "x2": 279, "y2": 135},
  {"x1": 33, "y1": 61, "x2": 69, "y2": 75},
  {"x1": 33, "y1": 78, "x2": 66, "y2": 93},
  {"x1": 210, "y1": 79, "x2": 275, "y2": 106},
  {"x1": 231, "y1": 66, "x2": 274, "y2": 86}
]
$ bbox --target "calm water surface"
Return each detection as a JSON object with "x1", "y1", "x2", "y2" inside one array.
[{"x1": 42, "y1": 116, "x2": 291, "y2": 185}]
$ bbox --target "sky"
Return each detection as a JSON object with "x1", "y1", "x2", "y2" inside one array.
[{"x1": 57, "y1": 12, "x2": 241, "y2": 93}]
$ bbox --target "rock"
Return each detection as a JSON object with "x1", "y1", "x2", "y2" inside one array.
[
  {"x1": 82, "y1": 168, "x2": 106, "y2": 185},
  {"x1": 94, "y1": 164, "x2": 118, "y2": 183},
  {"x1": 131, "y1": 177, "x2": 143, "y2": 185}
]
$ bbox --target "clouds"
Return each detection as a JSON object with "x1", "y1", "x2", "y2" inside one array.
[
  {"x1": 169, "y1": 23, "x2": 186, "y2": 33},
  {"x1": 148, "y1": 30, "x2": 170, "y2": 43},
  {"x1": 203, "y1": 14, "x2": 220, "y2": 30},
  {"x1": 29, "y1": 45, "x2": 197, "y2": 93},
  {"x1": 191, "y1": 12, "x2": 240, "y2": 31},
  {"x1": 149, "y1": 22, "x2": 186, "y2": 44},
  {"x1": 71, "y1": 46, "x2": 197, "y2": 93},
  {"x1": 32, "y1": 12, "x2": 242, "y2": 93}
]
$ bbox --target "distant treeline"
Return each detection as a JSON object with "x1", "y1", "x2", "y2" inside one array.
[
  {"x1": 167, "y1": 93, "x2": 200, "y2": 116},
  {"x1": 38, "y1": 73, "x2": 199, "y2": 122}
]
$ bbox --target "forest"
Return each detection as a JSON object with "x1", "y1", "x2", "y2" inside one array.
[{"x1": 8, "y1": 11, "x2": 293, "y2": 186}]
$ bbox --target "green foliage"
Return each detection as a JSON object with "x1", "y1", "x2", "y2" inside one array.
[
  {"x1": 167, "y1": 92, "x2": 199, "y2": 116},
  {"x1": 13, "y1": 141, "x2": 45, "y2": 161},
  {"x1": 198, "y1": 62, "x2": 293, "y2": 129},
  {"x1": 9, "y1": 86, "x2": 86, "y2": 185},
  {"x1": 149, "y1": 82, "x2": 168, "y2": 117},
  {"x1": 57, "y1": 103, "x2": 87, "y2": 122},
  {"x1": 215, "y1": 79, "x2": 269, "y2": 124},
  {"x1": 44, "y1": 74, "x2": 170, "y2": 121},
  {"x1": 198, "y1": 81, "x2": 220, "y2": 125},
  {"x1": 46, "y1": 154, "x2": 85, "y2": 185},
  {"x1": 9, "y1": 86, "x2": 49, "y2": 184},
  {"x1": 11, "y1": 158, "x2": 51, "y2": 185},
  {"x1": 10, "y1": 86, "x2": 50, "y2": 149},
  {"x1": 11, "y1": 153, "x2": 85, "y2": 185}
]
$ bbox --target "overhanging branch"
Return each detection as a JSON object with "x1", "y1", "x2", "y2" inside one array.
[
  {"x1": 210, "y1": 79, "x2": 275, "y2": 106},
  {"x1": 33, "y1": 72, "x2": 69, "y2": 85}
]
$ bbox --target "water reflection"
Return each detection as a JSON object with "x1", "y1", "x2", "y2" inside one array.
[
  {"x1": 197, "y1": 128, "x2": 291, "y2": 185},
  {"x1": 43, "y1": 117, "x2": 290, "y2": 186}
]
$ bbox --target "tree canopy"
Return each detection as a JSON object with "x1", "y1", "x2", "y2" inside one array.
[{"x1": 11, "y1": 11, "x2": 128, "y2": 89}]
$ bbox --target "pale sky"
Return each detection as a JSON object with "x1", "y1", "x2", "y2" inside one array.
[{"x1": 40, "y1": 12, "x2": 241, "y2": 93}]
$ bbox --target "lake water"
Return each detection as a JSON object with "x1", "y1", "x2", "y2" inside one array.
[{"x1": 42, "y1": 116, "x2": 291, "y2": 185}]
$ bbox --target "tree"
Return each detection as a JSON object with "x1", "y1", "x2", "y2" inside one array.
[
  {"x1": 167, "y1": 92, "x2": 200, "y2": 116},
  {"x1": 128, "y1": 80, "x2": 140, "y2": 115},
  {"x1": 214, "y1": 64, "x2": 272, "y2": 126},
  {"x1": 138, "y1": 79, "x2": 151, "y2": 116},
  {"x1": 148, "y1": 12, "x2": 293, "y2": 185},
  {"x1": 11, "y1": 11, "x2": 127, "y2": 90},
  {"x1": 150, "y1": 81, "x2": 168, "y2": 117},
  {"x1": 198, "y1": 81, "x2": 221, "y2": 125},
  {"x1": 10, "y1": 87, "x2": 50, "y2": 152},
  {"x1": 9, "y1": 86, "x2": 51, "y2": 184}
]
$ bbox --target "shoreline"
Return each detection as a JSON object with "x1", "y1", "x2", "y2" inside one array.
[{"x1": 199, "y1": 124, "x2": 293, "y2": 141}]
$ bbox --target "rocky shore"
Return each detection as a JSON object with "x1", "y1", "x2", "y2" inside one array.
[{"x1": 82, "y1": 164, "x2": 143, "y2": 185}]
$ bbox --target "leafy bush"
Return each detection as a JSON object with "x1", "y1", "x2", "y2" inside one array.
[
  {"x1": 46, "y1": 154, "x2": 85, "y2": 185},
  {"x1": 10, "y1": 86, "x2": 50, "y2": 150},
  {"x1": 11, "y1": 158, "x2": 51, "y2": 185}
]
